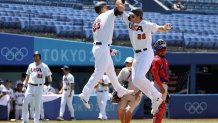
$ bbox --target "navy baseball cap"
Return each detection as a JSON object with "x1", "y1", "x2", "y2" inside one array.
[{"x1": 61, "y1": 66, "x2": 70, "y2": 71}]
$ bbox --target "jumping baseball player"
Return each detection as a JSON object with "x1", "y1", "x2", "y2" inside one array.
[
  {"x1": 56, "y1": 66, "x2": 75, "y2": 121},
  {"x1": 14, "y1": 82, "x2": 25, "y2": 120},
  {"x1": 95, "y1": 74, "x2": 110, "y2": 120},
  {"x1": 117, "y1": 57, "x2": 141, "y2": 123},
  {"x1": 22, "y1": 51, "x2": 52, "y2": 123},
  {"x1": 79, "y1": 0, "x2": 134, "y2": 110},
  {"x1": 121, "y1": 8, "x2": 172, "y2": 114},
  {"x1": 152, "y1": 39, "x2": 169, "y2": 123}
]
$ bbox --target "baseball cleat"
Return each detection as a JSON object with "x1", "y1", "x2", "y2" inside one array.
[
  {"x1": 56, "y1": 116, "x2": 64, "y2": 121},
  {"x1": 70, "y1": 117, "x2": 75, "y2": 121},
  {"x1": 151, "y1": 97, "x2": 163, "y2": 115},
  {"x1": 79, "y1": 93, "x2": 90, "y2": 110},
  {"x1": 40, "y1": 118, "x2": 49, "y2": 121}
]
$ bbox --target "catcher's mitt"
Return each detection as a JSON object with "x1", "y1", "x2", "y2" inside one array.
[{"x1": 111, "y1": 91, "x2": 121, "y2": 104}]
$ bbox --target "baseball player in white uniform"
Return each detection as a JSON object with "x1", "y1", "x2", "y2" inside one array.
[
  {"x1": 14, "y1": 82, "x2": 25, "y2": 120},
  {"x1": 0, "y1": 79, "x2": 6, "y2": 99},
  {"x1": 121, "y1": 8, "x2": 172, "y2": 114},
  {"x1": 56, "y1": 66, "x2": 75, "y2": 121},
  {"x1": 95, "y1": 74, "x2": 110, "y2": 120},
  {"x1": 22, "y1": 51, "x2": 52, "y2": 123},
  {"x1": 4, "y1": 80, "x2": 14, "y2": 120},
  {"x1": 79, "y1": 0, "x2": 134, "y2": 110}
]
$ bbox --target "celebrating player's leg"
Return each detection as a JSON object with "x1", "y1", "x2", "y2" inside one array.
[{"x1": 79, "y1": 0, "x2": 134, "y2": 110}]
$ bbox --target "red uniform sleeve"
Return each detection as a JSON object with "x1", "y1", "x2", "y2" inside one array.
[{"x1": 151, "y1": 58, "x2": 162, "y2": 86}]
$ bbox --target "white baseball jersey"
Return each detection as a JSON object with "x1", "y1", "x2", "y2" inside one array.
[
  {"x1": 26, "y1": 62, "x2": 52, "y2": 84},
  {"x1": 0, "y1": 84, "x2": 6, "y2": 94},
  {"x1": 5, "y1": 88, "x2": 14, "y2": 100},
  {"x1": 93, "y1": 9, "x2": 116, "y2": 44},
  {"x1": 122, "y1": 13, "x2": 159, "y2": 50},
  {"x1": 62, "y1": 73, "x2": 74, "y2": 91},
  {"x1": 118, "y1": 67, "x2": 139, "y2": 94},
  {"x1": 43, "y1": 85, "x2": 56, "y2": 94},
  {"x1": 14, "y1": 91, "x2": 25, "y2": 105},
  {"x1": 96, "y1": 75, "x2": 110, "y2": 92}
]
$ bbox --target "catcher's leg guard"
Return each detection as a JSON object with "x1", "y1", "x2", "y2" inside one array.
[{"x1": 153, "y1": 102, "x2": 166, "y2": 123}]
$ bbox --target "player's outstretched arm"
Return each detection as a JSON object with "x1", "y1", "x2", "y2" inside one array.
[{"x1": 157, "y1": 23, "x2": 172, "y2": 32}]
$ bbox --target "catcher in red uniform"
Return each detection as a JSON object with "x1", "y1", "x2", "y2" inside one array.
[{"x1": 151, "y1": 39, "x2": 169, "y2": 123}]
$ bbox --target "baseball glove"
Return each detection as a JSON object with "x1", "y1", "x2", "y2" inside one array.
[{"x1": 111, "y1": 91, "x2": 121, "y2": 104}]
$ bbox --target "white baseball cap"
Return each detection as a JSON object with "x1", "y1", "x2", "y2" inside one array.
[{"x1": 125, "y1": 57, "x2": 133, "y2": 63}]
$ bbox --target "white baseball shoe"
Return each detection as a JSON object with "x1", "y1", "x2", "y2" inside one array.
[
  {"x1": 79, "y1": 93, "x2": 90, "y2": 110},
  {"x1": 56, "y1": 116, "x2": 64, "y2": 121},
  {"x1": 151, "y1": 97, "x2": 163, "y2": 115}
]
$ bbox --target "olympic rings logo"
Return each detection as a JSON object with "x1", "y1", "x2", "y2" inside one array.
[
  {"x1": 184, "y1": 102, "x2": 207, "y2": 114},
  {"x1": 1, "y1": 47, "x2": 28, "y2": 61}
]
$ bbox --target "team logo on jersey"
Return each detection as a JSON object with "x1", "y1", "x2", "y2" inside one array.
[
  {"x1": 31, "y1": 68, "x2": 42, "y2": 72},
  {"x1": 1, "y1": 47, "x2": 28, "y2": 61},
  {"x1": 129, "y1": 23, "x2": 143, "y2": 32}
]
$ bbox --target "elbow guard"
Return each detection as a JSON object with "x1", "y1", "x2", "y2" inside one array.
[{"x1": 114, "y1": 7, "x2": 123, "y2": 16}]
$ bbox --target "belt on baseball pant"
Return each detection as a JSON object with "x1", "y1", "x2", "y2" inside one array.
[
  {"x1": 134, "y1": 48, "x2": 147, "y2": 53},
  {"x1": 93, "y1": 42, "x2": 111, "y2": 46},
  {"x1": 97, "y1": 90, "x2": 107, "y2": 92},
  {"x1": 29, "y1": 83, "x2": 43, "y2": 86}
]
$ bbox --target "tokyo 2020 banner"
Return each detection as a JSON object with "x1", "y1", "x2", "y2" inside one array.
[
  {"x1": 34, "y1": 37, "x2": 134, "y2": 66},
  {"x1": 0, "y1": 33, "x2": 134, "y2": 66}
]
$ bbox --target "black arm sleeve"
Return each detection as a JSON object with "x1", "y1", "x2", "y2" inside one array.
[{"x1": 114, "y1": 7, "x2": 123, "y2": 16}]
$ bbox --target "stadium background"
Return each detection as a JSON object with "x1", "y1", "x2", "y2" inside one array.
[{"x1": 0, "y1": 0, "x2": 218, "y2": 122}]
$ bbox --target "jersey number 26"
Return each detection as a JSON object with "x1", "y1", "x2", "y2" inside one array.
[{"x1": 137, "y1": 33, "x2": 146, "y2": 40}]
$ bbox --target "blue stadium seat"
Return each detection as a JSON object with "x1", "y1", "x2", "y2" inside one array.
[
  {"x1": 114, "y1": 29, "x2": 129, "y2": 40},
  {"x1": 84, "y1": 28, "x2": 93, "y2": 39}
]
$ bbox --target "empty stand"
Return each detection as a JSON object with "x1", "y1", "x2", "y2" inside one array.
[{"x1": 0, "y1": 2, "x2": 217, "y2": 49}]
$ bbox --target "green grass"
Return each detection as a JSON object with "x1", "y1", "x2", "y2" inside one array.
[{"x1": 3, "y1": 119, "x2": 218, "y2": 123}]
